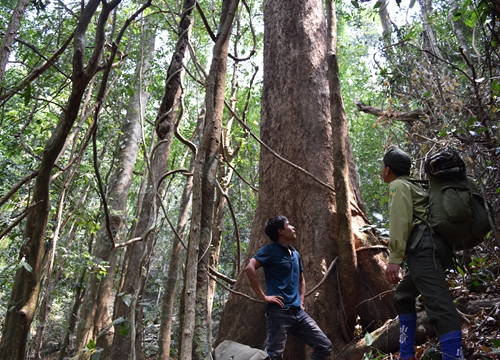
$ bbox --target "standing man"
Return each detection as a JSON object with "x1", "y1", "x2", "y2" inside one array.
[
  {"x1": 245, "y1": 215, "x2": 332, "y2": 360},
  {"x1": 382, "y1": 148, "x2": 464, "y2": 360}
]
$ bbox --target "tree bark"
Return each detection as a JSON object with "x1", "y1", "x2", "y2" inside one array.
[
  {"x1": 74, "y1": 16, "x2": 155, "y2": 356},
  {"x1": 0, "y1": 1, "x2": 121, "y2": 358},
  {"x1": 109, "y1": 0, "x2": 193, "y2": 356},
  {"x1": 158, "y1": 111, "x2": 204, "y2": 359},
  {"x1": 327, "y1": 0, "x2": 358, "y2": 338},
  {"x1": 378, "y1": 0, "x2": 392, "y2": 48},
  {"x1": 157, "y1": 160, "x2": 194, "y2": 359},
  {"x1": 449, "y1": 0, "x2": 471, "y2": 63},
  {"x1": 0, "y1": 0, "x2": 31, "y2": 88},
  {"x1": 216, "y1": 0, "x2": 396, "y2": 357},
  {"x1": 179, "y1": 0, "x2": 239, "y2": 358},
  {"x1": 418, "y1": 0, "x2": 443, "y2": 59}
]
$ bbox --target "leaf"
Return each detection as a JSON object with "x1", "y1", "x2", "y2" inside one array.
[
  {"x1": 365, "y1": 331, "x2": 374, "y2": 346},
  {"x1": 126, "y1": 85, "x2": 134, "y2": 97},
  {"x1": 491, "y1": 339, "x2": 500, "y2": 348},
  {"x1": 409, "y1": 0, "x2": 416, "y2": 8},
  {"x1": 491, "y1": 79, "x2": 500, "y2": 97},
  {"x1": 86, "y1": 339, "x2": 96, "y2": 350},
  {"x1": 119, "y1": 322, "x2": 131, "y2": 336},
  {"x1": 112, "y1": 316, "x2": 127, "y2": 326},
  {"x1": 464, "y1": 12, "x2": 478, "y2": 28},
  {"x1": 453, "y1": 11, "x2": 462, "y2": 22},
  {"x1": 122, "y1": 293, "x2": 132, "y2": 307},
  {"x1": 20, "y1": 259, "x2": 33, "y2": 273},
  {"x1": 24, "y1": 84, "x2": 32, "y2": 106}
]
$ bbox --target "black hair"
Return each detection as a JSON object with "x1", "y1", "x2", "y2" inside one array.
[
  {"x1": 264, "y1": 215, "x2": 288, "y2": 242},
  {"x1": 384, "y1": 162, "x2": 410, "y2": 177}
]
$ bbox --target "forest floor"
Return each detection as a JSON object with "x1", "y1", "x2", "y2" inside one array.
[
  {"x1": 37, "y1": 257, "x2": 500, "y2": 360},
  {"x1": 373, "y1": 262, "x2": 500, "y2": 360}
]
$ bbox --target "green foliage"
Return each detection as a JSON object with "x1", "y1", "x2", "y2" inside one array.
[
  {"x1": 362, "y1": 331, "x2": 387, "y2": 359},
  {"x1": 463, "y1": 256, "x2": 496, "y2": 292},
  {"x1": 0, "y1": 0, "x2": 498, "y2": 357}
]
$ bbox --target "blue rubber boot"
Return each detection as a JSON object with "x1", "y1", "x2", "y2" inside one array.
[
  {"x1": 398, "y1": 313, "x2": 417, "y2": 359},
  {"x1": 439, "y1": 330, "x2": 464, "y2": 360}
]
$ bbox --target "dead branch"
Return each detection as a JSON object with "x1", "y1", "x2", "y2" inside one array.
[
  {"x1": 337, "y1": 312, "x2": 435, "y2": 359},
  {"x1": 354, "y1": 100, "x2": 428, "y2": 124}
]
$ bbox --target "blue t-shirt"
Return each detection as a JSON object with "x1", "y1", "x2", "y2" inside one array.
[{"x1": 253, "y1": 242, "x2": 303, "y2": 309}]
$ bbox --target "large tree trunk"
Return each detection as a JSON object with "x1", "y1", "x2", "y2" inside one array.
[
  {"x1": 327, "y1": 0, "x2": 359, "y2": 338},
  {"x1": 0, "y1": 1, "x2": 121, "y2": 358},
  {"x1": 216, "y1": 0, "x2": 396, "y2": 358}
]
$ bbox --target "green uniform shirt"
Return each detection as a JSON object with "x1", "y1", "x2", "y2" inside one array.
[{"x1": 388, "y1": 176, "x2": 428, "y2": 264}]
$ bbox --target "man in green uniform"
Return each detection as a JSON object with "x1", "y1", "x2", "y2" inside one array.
[{"x1": 382, "y1": 148, "x2": 464, "y2": 360}]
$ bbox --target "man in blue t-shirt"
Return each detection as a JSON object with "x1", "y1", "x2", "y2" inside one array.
[{"x1": 245, "y1": 215, "x2": 332, "y2": 360}]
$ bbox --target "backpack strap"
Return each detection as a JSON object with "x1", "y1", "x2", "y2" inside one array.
[
  {"x1": 407, "y1": 179, "x2": 431, "y2": 250},
  {"x1": 410, "y1": 213, "x2": 433, "y2": 250}
]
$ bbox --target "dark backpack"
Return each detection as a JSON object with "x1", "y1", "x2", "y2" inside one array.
[{"x1": 413, "y1": 150, "x2": 493, "y2": 250}]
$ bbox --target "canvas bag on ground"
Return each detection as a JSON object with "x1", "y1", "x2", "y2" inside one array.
[{"x1": 213, "y1": 340, "x2": 269, "y2": 360}]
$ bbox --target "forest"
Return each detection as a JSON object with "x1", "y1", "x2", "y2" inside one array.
[{"x1": 0, "y1": 0, "x2": 498, "y2": 359}]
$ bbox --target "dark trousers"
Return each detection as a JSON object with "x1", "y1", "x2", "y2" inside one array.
[
  {"x1": 265, "y1": 307, "x2": 332, "y2": 360},
  {"x1": 394, "y1": 228, "x2": 461, "y2": 335}
]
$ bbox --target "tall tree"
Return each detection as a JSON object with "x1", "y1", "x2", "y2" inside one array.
[
  {"x1": 216, "y1": 0, "x2": 394, "y2": 357},
  {"x1": 0, "y1": 0, "x2": 125, "y2": 357},
  {"x1": 74, "y1": 15, "x2": 155, "y2": 354},
  {"x1": 179, "y1": 0, "x2": 239, "y2": 358},
  {"x1": 109, "y1": 0, "x2": 196, "y2": 357}
]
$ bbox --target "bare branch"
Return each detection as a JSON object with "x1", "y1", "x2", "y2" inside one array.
[
  {"x1": 209, "y1": 266, "x2": 236, "y2": 285},
  {"x1": 0, "y1": 201, "x2": 43, "y2": 240},
  {"x1": 0, "y1": 171, "x2": 38, "y2": 208},
  {"x1": 354, "y1": 100, "x2": 428, "y2": 123}
]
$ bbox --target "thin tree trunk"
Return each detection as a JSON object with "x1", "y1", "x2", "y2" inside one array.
[
  {"x1": 449, "y1": 0, "x2": 471, "y2": 62},
  {"x1": 179, "y1": 0, "x2": 239, "y2": 358},
  {"x1": 157, "y1": 161, "x2": 193, "y2": 359},
  {"x1": 74, "y1": 16, "x2": 154, "y2": 356},
  {"x1": 109, "y1": 0, "x2": 194, "y2": 355},
  {"x1": 32, "y1": 177, "x2": 71, "y2": 359},
  {"x1": 378, "y1": 0, "x2": 392, "y2": 48},
  {"x1": 31, "y1": 172, "x2": 89, "y2": 357},
  {"x1": 418, "y1": 0, "x2": 442, "y2": 59},
  {"x1": 0, "y1": 0, "x2": 31, "y2": 87},
  {"x1": 157, "y1": 110, "x2": 204, "y2": 359},
  {"x1": 109, "y1": 144, "x2": 167, "y2": 360},
  {"x1": 0, "y1": 1, "x2": 121, "y2": 358}
]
